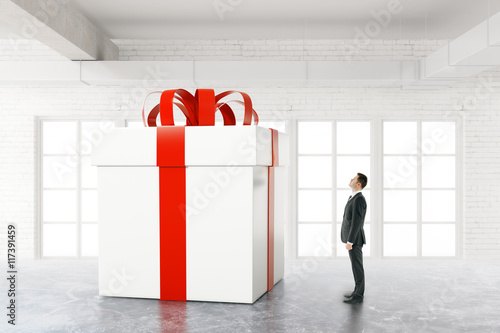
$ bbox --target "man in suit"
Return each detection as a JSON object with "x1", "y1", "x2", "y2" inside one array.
[{"x1": 341, "y1": 173, "x2": 367, "y2": 304}]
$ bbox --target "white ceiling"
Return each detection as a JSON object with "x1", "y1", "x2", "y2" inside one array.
[
  {"x1": 2, "y1": 0, "x2": 500, "y2": 40},
  {"x1": 71, "y1": 0, "x2": 500, "y2": 40}
]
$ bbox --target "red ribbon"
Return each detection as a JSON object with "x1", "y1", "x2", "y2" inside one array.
[
  {"x1": 267, "y1": 129, "x2": 279, "y2": 291},
  {"x1": 157, "y1": 127, "x2": 186, "y2": 301},
  {"x1": 146, "y1": 89, "x2": 278, "y2": 301},
  {"x1": 143, "y1": 89, "x2": 259, "y2": 127}
]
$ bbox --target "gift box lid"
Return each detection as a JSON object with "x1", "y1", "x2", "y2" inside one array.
[{"x1": 92, "y1": 126, "x2": 288, "y2": 167}]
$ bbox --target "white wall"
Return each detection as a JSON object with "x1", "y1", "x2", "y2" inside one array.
[
  {"x1": 0, "y1": 39, "x2": 68, "y2": 61},
  {"x1": 0, "y1": 39, "x2": 499, "y2": 259},
  {"x1": 114, "y1": 39, "x2": 447, "y2": 61}
]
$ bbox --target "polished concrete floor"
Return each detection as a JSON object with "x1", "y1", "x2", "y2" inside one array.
[{"x1": 2, "y1": 258, "x2": 500, "y2": 333}]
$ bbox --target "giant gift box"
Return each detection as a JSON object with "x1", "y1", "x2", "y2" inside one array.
[{"x1": 92, "y1": 89, "x2": 288, "y2": 303}]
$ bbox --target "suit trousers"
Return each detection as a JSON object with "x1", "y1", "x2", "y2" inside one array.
[{"x1": 348, "y1": 245, "x2": 365, "y2": 297}]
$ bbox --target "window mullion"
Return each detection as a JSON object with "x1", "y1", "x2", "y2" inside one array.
[
  {"x1": 76, "y1": 121, "x2": 82, "y2": 258},
  {"x1": 38, "y1": 119, "x2": 43, "y2": 259},
  {"x1": 417, "y1": 121, "x2": 422, "y2": 258},
  {"x1": 292, "y1": 119, "x2": 299, "y2": 259},
  {"x1": 456, "y1": 118, "x2": 463, "y2": 258},
  {"x1": 373, "y1": 118, "x2": 381, "y2": 258},
  {"x1": 332, "y1": 121, "x2": 337, "y2": 258}
]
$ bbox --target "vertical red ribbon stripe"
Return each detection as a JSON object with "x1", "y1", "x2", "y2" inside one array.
[
  {"x1": 267, "y1": 167, "x2": 275, "y2": 291},
  {"x1": 267, "y1": 129, "x2": 279, "y2": 291},
  {"x1": 157, "y1": 127, "x2": 187, "y2": 301}
]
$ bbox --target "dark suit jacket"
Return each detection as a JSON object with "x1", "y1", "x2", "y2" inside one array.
[{"x1": 341, "y1": 193, "x2": 367, "y2": 246}]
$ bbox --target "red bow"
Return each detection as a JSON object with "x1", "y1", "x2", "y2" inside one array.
[{"x1": 142, "y1": 89, "x2": 259, "y2": 127}]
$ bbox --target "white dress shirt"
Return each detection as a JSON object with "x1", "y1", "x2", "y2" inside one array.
[{"x1": 349, "y1": 190, "x2": 362, "y2": 201}]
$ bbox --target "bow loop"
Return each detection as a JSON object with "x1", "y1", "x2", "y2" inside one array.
[{"x1": 143, "y1": 89, "x2": 258, "y2": 127}]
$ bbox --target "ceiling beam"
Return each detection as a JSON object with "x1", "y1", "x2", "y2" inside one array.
[
  {"x1": 0, "y1": 0, "x2": 118, "y2": 60},
  {"x1": 0, "y1": 60, "x2": 419, "y2": 87}
]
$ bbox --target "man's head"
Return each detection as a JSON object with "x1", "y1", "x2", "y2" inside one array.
[{"x1": 349, "y1": 173, "x2": 368, "y2": 191}]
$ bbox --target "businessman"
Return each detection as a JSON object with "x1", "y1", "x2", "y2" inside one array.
[{"x1": 341, "y1": 173, "x2": 367, "y2": 304}]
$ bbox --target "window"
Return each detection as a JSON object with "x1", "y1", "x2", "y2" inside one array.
[
  {"x1": 383, "y1": 121, "x2": 457, "y2": 257},
  {"x1": 297, "y1": 121, "x2": 371, "y2": 258},
  {"x1": 336, "y1": 122, "x2": 371, "y2": 257},
  {"x1": 40, "y1": 120, "x2": 115, "y2": 257},
  {"x1": 296, "y1": 119, "x2": 459, "y2": 258}
]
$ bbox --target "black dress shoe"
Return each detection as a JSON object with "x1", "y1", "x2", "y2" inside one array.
[
  {"x1": 343, "y1": 292, "x2": 354, "y2": 298},
  {"x1": 343, "y1": 296, "x2": 363, "y2": 304}
]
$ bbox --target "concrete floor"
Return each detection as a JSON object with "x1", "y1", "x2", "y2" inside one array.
[{"x1": 2, "y1": 258, "x2": 500, "y2": 333}]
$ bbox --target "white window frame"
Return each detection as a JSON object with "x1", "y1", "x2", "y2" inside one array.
[
  {"x1": 380, "y1": 118, "x2": 463, "y2": 258},
  {"x1": 291, "y1": 115, "x2": 463, "y2": 259},
  {"x1": 36, "y1": 117, "x2": 126, "y2": 258},
  {"x1": 294, "y1": 118, "x2": 375, "y2": 259}
]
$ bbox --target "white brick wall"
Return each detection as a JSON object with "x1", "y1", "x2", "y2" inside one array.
[
  {"x1": 0, "y1": 39, "x2": 68, "y2": 61},
  {"x1": 114, "y1": 39, "x2": 448, "y2": 61},
  {"x1": 0, "y1": 39, "x2": 499, "y2": 259}
]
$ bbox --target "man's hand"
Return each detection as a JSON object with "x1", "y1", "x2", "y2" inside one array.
[{"x1": 346, "y1": 243, "x2": 353, "y2": 251}]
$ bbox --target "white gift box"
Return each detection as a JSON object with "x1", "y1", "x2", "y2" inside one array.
[{"x1": 92, "y1": 126, "x2": 288, "y2": 303}]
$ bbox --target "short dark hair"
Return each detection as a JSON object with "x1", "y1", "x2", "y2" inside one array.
[{"x1": 357, "y1": 173, "x2": 367, "y2": 189}]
